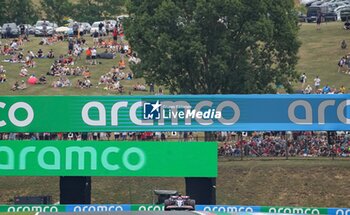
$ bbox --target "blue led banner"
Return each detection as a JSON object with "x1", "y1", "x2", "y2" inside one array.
[{"x1": 0, "y1": 94, "x2": 349, "y2": 132}]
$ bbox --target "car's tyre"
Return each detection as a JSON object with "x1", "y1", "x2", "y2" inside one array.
[
  {"x1": 164, "y1": 199, "x2": 171, "y2": 211},
  {"x1": 188, "y1": 199, "x2": 195, "y2": 209},
  {"x1": 164, "y1": 199, "x2": 170, "y2": 206}
]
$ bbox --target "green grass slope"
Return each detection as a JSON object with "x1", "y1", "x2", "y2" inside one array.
[
  {"x1": 0, "y1": 36, "x2": 153, "y2": 96},
  {"x1": 296, "y1": 22, "x2": 350, "y2": 91},
  {"x1": 1, "y1": 158, "x2": 350, "y2": 207}
]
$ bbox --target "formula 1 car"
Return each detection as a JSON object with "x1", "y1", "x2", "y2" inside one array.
[{"x1": 164, "y1": 195, "x2": 195, "y2": 211}]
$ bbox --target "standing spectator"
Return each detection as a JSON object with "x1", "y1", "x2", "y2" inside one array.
[
  {"x1": 68, "y1": 40, "x2": 74, "y2": 54},
  {"x1": 19, "y1": 24, "x2": 25, "y2": 35},
  {"x1": 113, "y1": 27, "x2": 118, "y2": 42},
  {"x1": 149, "y1": 82, "x2": 154, "y2": 93},
  {"x1": 314, "y1": 75, "x2": 321, "y2": 92},
  {"x1": 74, "y1": 43, "x2": 82, "y2": 61},
  {"x1": 85, "y1": 47, "x2": 92, "y2": 64},
  {"x1": 338, "y1": 56, "x2": 347, "y2": 73},
  {"x1": 106, "y1": 21, "x2": 111, "y2": 35},
  {"x1": 5, "y1": 24, "x2": 11, "y2": 39},
  {"x1": 118, "y1": 24, "x2": 124, "y2": 42},
  {"x1": 92, "y1": 30, "x2": 99, "y2": 46},
  {"x1": 42, "y1": 20, "x2": 48, "y2": 37},
  {"x1": 73, "y1": 21, "x2": 79, "y2": 37},
  {"x1": 316, "y1": 12, "x2": 322, "y2": 30},
  {"x1": 91, "y1": 47, "x2": 97, "y2": 65},
  {"x1": 300, "y1": 73, "x2": 307, "y2": 88},
  {"x1": 98, "y1": 22, "x2": 104, "y2": 36}
]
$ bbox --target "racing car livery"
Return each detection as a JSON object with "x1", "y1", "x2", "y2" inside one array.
[{"x1": 164, "y1": 195, "x2": 195, "y2": 211}]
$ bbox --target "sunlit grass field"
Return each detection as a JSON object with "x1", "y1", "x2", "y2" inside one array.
[{"x1": 0, "y1": 35, "x2": 155, "y2": 96}]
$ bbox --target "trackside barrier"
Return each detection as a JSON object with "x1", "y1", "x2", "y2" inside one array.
[
  {"x1": 0, "y1": 205, "x2": 66, "y2": 212},
  {"x1": 65, "y1": 204, "x2": 131, "y2": 212},
  {"x1": 196, "y1": 205, "x2": 261, "y2": 212},
  {"x1": 1, "y1": 204, "x2": 350, "y2": 214}
]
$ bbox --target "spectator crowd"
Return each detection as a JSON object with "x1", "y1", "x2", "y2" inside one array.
[
  {"x1": 0, "y1": 20, "x2": 146, "y2": 94},
  {"x1": 218, "y1": 131, "x2": 350, "y2": 158}
]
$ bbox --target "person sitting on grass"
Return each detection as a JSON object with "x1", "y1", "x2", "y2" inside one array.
[
  {"x1": 19, "y1": 66, "x2": 28, "y2": 77},
  {"x1": 47, "y1": 49, "x2": 54, "y2": 58},
  {"x1": 11, "y1": 81, "x2": 19, "y2": 91},
  {"x1": 83, "y1": 77, "x2": 92, "y2": 88},
  {"x1": 0, "y1": 65, "x2": 6, "y2": 74},
  {"x1": 37, "y1": 49, "x2": 44, "y2": 58},
  {"x1": 18, "y1": 80, "x2": 27, "y2": 90},
  {"x1": 38, "y1": 74, "x2": 47, "y2": 84},
  {"x1": 82, "y1": 67, "x2": 91, "y2": 78},
  {"x1": 118, "y1": 59, "x2": 126, "y2": 69},
  {"x1": 304, "y1": 85, "x2": 313, "y2": 94},
  {"x1": 0, "y1": 73, "x2": 6, "y2": 83},
  {"x1": 51, "y1": 78, "x2": 63, "y2": 88},
  {"x1": 133, "y1": 82, "x2": 146, "y2": 91},
  {"x1": 344, "y1": 19, "x2": 350, "y2": 30}
]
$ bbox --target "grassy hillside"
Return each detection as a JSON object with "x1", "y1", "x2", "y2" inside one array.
[
  {"x1": 0, "y1": 22, "x2": 348, "y2": 96},
  {"x1": 0, "y1": 158, "x2": 350, "y2": 207},
  {"x1": 296, "y1": 22, "x2": 350, "y2": 92},
  {"x1": 0, "y1": 35, "x2": 156, "y2": 96}
]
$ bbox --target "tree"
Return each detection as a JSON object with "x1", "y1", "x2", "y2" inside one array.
[
  {"x1": 125, "y1": 0, "x2": 300, "y2": 94},
  {"x1": 2, "y1": 0, "x2": 38, "y2": 24},
  {"x1": 40, "y1": 0, "x2": 73, "y2": 26},
  {"x1": 71, "y1": 0, "x2": 126, "y2": 23}
]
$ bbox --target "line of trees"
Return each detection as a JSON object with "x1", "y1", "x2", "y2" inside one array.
[
  {"x1": 125, "y1": 0, "x2": 300, "y2": 94},
  {"x1": 0, "y1": 0, "x2": 126, "y2": 26}
]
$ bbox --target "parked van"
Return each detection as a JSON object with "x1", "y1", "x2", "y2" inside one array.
[
  {"x1": 306, "y1": 5, "x2": 328, "y2": 22},
  {"x1": 340, "y1": 7, "x2": 350, "y2": 21}
]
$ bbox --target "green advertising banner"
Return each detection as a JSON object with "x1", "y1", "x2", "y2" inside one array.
[
  {"x1": 2, "y1": 94, "x2": 350, "y2": 132},
  {"x1": 260, "y1": 206, "x2": 328, "y2": 214},
  {"x1": 131, "y1": 204, "x2": 165, "y2": 211},
  {"x1": 0, "y1": 205, "x2": 66, "y2": 212},
  {"x1": 0, "y1": 141, "x2": 217, "y2": 177}
]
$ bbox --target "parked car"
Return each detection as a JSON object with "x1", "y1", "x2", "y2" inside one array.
[
  {"x1": 340, "y1": 7, "x2": 350, "y2": 21},
  {"x1": 1, "y1": 23, "x2": 19, "y2": 38},
  {"x1": 298, "y1": 13, "x2": 308, "y2": 22},
  {"x1": 306, "y1": 5, "x2": 328, "y2": 22},
  {"x1": 117, "y1": 14, "x2": 129, "y2": 24},
  {"x1": 105, "y1": 20, "x2": 117, "y2": 32},
  {"x1": 324, "y1": 11, "x2": 338, "y2": 21},
  {"x1": 67, "y1": 22, "x2": 84, "y2": 36},
  {"x1": 81, "y1": 22, "x2": 91, "y2": 34},
  {"x1": 90, "y1": 21, "x2": 106, "y2": 36},
  {"x1": 34, "y1": 20, "x2": 54, "y2": 37},
  {"x1": 18, "y1": 24, "x2": 35, "y2": 35}
]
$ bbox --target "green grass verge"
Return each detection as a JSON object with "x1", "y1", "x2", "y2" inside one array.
[{"x1": 1, "y1": 158, "x2": 350, "y2": 207}]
